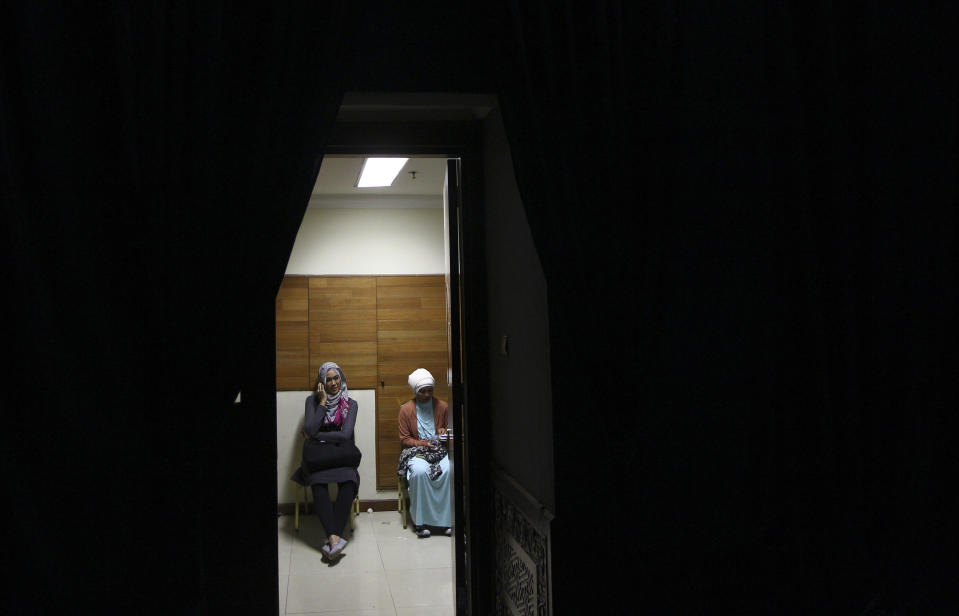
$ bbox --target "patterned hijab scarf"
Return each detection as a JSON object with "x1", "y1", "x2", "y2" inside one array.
[{"x1": 317, "y1": 361, "x2": 350, "y2": 427}]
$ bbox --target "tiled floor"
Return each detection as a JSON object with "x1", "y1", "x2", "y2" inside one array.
[{"x1": 278, "y1": 510, "x2": 454, "y2": 615}]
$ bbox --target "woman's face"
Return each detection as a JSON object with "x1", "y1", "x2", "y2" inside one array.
[
  {"x1": 323, "y1": 369, "x2": 341, "y2": 396},
  {"x1": 415, "y1": 386, "x2": 433, "y2": 404}
]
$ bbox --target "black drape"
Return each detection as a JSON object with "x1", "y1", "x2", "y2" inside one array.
[
  {"x1": 495, "y1": 1, "x2": 957, "y2": 612},
  {"x1": 2, "y1": 3, "x2": 350, "y2": 611},
  {"x1": 4, "y1": 1, "x2": 956, "y2": 612}
]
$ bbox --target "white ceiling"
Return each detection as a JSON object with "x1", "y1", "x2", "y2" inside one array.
[{"x1": 310, "y1": 156, "x2": 447, "y2": 208}]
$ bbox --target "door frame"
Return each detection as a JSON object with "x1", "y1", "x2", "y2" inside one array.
[{"x1": 323, "y1": 113, "x2": 492, "y2": 615}]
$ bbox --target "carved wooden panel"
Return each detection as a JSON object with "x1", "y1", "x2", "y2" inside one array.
[{"x1": 494, "y1": 490, "x2": 551, "y2": 616}]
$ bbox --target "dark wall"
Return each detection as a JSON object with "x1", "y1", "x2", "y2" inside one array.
[
  {"x1": 342, "y1": 5, "x2": 496, "y2": 94},
  {"x1": 2, "y1": 4, "x2": 348, "y2": 613},
  {"x1": 6, "y1": 2, "x2": 955, "y2": 614},
  {"x1": 482, "y1": 107, "x2": 555, "y2": 513}
]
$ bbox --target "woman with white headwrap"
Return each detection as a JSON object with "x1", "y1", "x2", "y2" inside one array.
[
  {"x1": 397, "y1": 368, "x2": 451, "y2": 537},
  {"x1": 291, "y1": 361, "x2": 360, "y2": 562}
]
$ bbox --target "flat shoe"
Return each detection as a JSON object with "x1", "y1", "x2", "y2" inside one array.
[
  {"x1": 329, "y1": 537, "x2": 348, "y2": 557},
  {"x1": 415, "y1": 526, "x2": 431, "y2": 538}
]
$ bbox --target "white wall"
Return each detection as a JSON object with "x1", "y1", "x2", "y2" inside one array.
[
  {"x1": 284, "y1": 207, "x2": 445, "y2": 275},
  {"x1": 277, "y1": 389, "x2": 380, "y2": 502},
  {"x1": 278, "y1": 205, "x2": 446, "y2": 504}
]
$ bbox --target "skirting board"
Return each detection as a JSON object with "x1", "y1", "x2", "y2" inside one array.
[{"x1": 277, "y1": 499, "x2": 397, "y2": 515}]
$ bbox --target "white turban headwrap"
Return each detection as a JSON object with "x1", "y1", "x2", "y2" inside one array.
[{"x1": 408, "y1": 368, "x2": 435, "y2": 393}]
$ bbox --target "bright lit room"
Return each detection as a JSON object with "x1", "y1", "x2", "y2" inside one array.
[{"x1": 275, "y1": 154, "x2": 456, "y2": 615}]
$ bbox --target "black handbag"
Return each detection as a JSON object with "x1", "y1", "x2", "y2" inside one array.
[{"x1": 302, "y1": 438, "x2": 362, "y2": 472}]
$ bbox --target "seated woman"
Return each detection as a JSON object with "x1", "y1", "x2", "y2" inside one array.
[
  {"x1": 291, "y1": 361, "x2": 359, "y2": 562},
  {"x1": 397, "y1": 368, "x2": 451, "y2": 538}
]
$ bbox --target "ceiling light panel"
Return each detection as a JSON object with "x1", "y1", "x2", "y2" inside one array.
[{"x1": 356, "y1": 157, "x2": 409, "y2": 188}]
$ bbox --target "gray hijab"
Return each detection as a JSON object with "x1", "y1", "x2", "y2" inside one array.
[{"x1": 317, "y1": 361, "x2": 350, "y2": 425}]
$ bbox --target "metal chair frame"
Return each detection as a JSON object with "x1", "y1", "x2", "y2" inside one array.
[
  {"x1": 397, "y1": 475, "x2": 410, "y2": 529},
  {"x1": 293, "y1": 483, "x2": 360, "y2": 533}
]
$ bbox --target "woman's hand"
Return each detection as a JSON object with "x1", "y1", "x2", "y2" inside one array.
[{"x1": 317, "y1": 385, "x2": 327, "y2": 406}]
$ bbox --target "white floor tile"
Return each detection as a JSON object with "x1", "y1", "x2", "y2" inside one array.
[
  {"x1": 291, "y1": 541, "x2": 382, "y2": 575},
  {"x1": 289, "y1": 512, "x2": 372, "y2": 547},
  {"x1": 289, "y1": 609, "x2": 396, "y2": 616},
  {"x1": 279, "y1": 509, "x2": 454, "y2": 614},
  {"x1": 385, "y1": 567, "x2": 454, "y2": 609},
  {"x1": 286, "y1": 570, "x2": 393, "y2": 614},
  {"x1": 368, "y1": 512, "x2": 415, "y2": 541},
  {"x1": 278, "y1": 575, "x2": 289, "y2": 615},
  {"x1": 278, "y1": 516, "x2": 296, "y2": 553},
  {"x1": 378, "y1": 535, "x2": 452, "y2": 570},
  {"x1": 288, "y1": 515, "x2": 330, "y2": 548},
  {"x1": 395, "y1": 607, "x2": 454, "y2": 616}
]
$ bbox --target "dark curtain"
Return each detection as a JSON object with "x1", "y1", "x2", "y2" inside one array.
[
  {"x1": 495, "y1": 1, "x2": 957, "y2": 612},
  {"x1": 2, "y1": 3, "x2": 351, "y2": 611}
]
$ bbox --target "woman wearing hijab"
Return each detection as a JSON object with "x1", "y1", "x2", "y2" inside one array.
[
  {"x1": 397, "y1": 368, "x2": 451, "y2": 538},
  {"x1": 291, "y1": 361, "x2": 359, "y2": 561}
]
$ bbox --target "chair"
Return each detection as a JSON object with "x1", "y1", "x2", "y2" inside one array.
[
  {"x1": 293, "y1": 482, "x2": 360, "y2": 533},
  {"x1": 397, "y1": 474, "x2": 410, "y2": 529},
  {"x1": 397, "y1": 439, "x2": 450, "y2": 530},
  {"x1": 293, "y1": 431, "x2": 360, "y2": 532}
]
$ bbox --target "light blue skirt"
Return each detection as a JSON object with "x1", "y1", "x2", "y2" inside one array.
[{"x1": 406, "y1": 454, "x2": 451, "y2": 527}]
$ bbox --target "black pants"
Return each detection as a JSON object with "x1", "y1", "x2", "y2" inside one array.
[{"x1": 311, "y1": 481, "x2": 357, "y2": 538}]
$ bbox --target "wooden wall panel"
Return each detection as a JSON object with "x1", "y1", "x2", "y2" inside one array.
[
  {"x1": 309, "y1": 277, "x2": 378, "y2": 389},
  {"x1": 312, "y1": 341, "x2": 378, "y2": 390},
  {"x1": 275, "y1": 277, "x2": 310, "y2": 390},
  {"x1": 276, "y1": 274, "x2": 452, "y2": 491},
  {"x1": 376, "y1": 275, "x2": 450, "y2": 490}
]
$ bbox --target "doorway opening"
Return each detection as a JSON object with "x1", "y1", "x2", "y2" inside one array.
[
  {"x1": 272, "y1": 92, "x2": 495, "y2": 615},
  {"x1": 275, "y1": 154, "x2": 454, "y2": 494},
  {"x1": 276, "y1": 154, "x2": 464, "y2": 615}
]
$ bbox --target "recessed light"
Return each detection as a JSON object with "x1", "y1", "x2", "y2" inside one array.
[{"x1": 356, "y1": 157, "x2": 409, "y2": 188}]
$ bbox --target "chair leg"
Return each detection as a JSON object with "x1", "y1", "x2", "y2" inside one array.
[{"x1": 294, "y1": 485, "x2": 301, "y2": 532}]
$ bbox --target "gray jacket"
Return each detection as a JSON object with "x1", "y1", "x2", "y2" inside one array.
[{"x1": 291, "y1": 396, "x2": 360, "y2": 488}]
